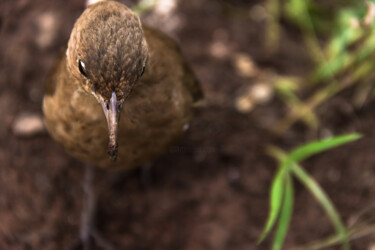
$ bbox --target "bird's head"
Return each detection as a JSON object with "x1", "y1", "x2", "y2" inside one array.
[{"x1": 66, "y1": 0, "x2": 148, "y2": 161}]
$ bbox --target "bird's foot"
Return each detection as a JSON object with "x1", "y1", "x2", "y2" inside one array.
[
  {"x1": 71, "y1": 228, "x2": 115, "y2": 250},
  {"x1": 70, "y1": 165, "x2": 115, "y2": 250}
]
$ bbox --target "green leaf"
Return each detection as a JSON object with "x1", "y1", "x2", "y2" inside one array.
[
  {"x1": 288, "y1": 133, "x2": 362, "y2": 162},
  {"x1": 285, "y1": 0, "x2": 312, "y2": 31},
  {"x1": 291, "y1": 163, "x2": 350, "y2": 250},
  {"x1": 272, "y1": 175, "x2": 294, "y2": 250},
  {"x1": 312, "y1": 53, "x2": 349, "y2": 82},
  {"x1": 258, "y1": 167, "x2": 286, "y2": 243}
]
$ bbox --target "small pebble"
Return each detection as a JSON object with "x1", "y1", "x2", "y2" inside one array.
[
  {"x1": 249, "y1": 5, "x2": 267, "y2": 22},
  {"x1": 364, "y1": 2, "x2": 375, "y2": 26},
  {"x1": 209, "y1": 40, "x2": 230, "y2": 59},
  {"x1": 235, "y1": 95, "x2": 254, "y2": 113},
  {"x1": 86, "y1": 0, "x2": 105, "y2": 7},
  {"x1": 35, "y1": 12, "x2": 57, "y2": 49},
  {"x1": 13, "y1": 113, "x2": 45, "y2": 137},
  {"x1": 183, "y1": 123, "x2": 190, "y2": 131},
  {"x1": 234, "y1": 83, "x2": 274, "y2": 113},
  {"x1": 155, "y1": 0, "x2": 177, "y2": 16},
  {"x1": 249, "y1": 83, "x2": 273, "y2": 104},
  {"x1": 233, "y1": 53, "x2": 258, "y2": 78}
]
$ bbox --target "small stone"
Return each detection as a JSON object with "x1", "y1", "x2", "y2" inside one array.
[
  {"x1": 235, "y1": 95, "x2": 254, "y2": 113},
  {"x1": 209, "y1": 40, "x2": 229, "y2": 59},
  {"x1": 35, "y1": 12, "x2": 57, "y2": 49},
  {"x1": 13, "y1": 113, "x2": 45, "y2": 137},
  {"x1": 249, "y1": 5, "x2": 267, "y2": 22},
  {"x1": 234, "y1": 83, "x2": 273, "y2": 113},
  {"x1": 233, "y1": 53, "x2": 258, "y2": 78},
  {"x1": 364, "y1": 2, "x2": 375, "y2": 26},
  {"x1": 209, "y1": 29, "x2": 232, "y2": 59},
  {"x1": 183, "y1": 123, "x2": 190, "y2": 131},
  {"x1": 249, "y1": 83, "x2": 273, "y2": 104},
  {"x1": 155, "y1": 0, "x2": 177, "y2": 16},
  {"x1": 320, "y1": 128, "x2": 333, "y2": 139},
  {"x1": 86, "y1": 0, "x2": 105, "y2": 7}
]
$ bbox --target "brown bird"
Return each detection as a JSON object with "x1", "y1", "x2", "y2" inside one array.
[{"x1": 43, "y1": 0, "x2": 203, "y2": 248}]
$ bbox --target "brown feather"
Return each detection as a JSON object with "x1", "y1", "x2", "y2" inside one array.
[{"x1": 43, "y1": 1, "x2": 203, "y2": 170}]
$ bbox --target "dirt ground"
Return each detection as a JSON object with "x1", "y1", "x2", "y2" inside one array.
[{"x1": 1, "y1": 0, "x2": 375, "y2": 249}]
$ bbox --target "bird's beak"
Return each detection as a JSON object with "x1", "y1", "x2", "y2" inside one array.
[{"x1": 100, "y1": 92, "x2": 121, "y2": 162}]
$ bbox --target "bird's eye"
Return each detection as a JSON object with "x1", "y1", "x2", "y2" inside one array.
[{"x1": 78, "y1": 60, "x2": 87, "y2": 77}]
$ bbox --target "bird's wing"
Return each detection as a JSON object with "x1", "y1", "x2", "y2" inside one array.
[
  {"x1": 181, "y1": 58, "x2": 205, "y2": 107},
  {"x1": 142, "y1": 24, "x2": 205, "y2": 107},
  {"x1": 44, "y1": 47, "x2": 67, "y2": 97}
]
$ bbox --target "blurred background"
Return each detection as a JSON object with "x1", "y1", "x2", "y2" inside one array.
[{"x1": 1, "y1": 0, "x2": 375, "y2": 249}]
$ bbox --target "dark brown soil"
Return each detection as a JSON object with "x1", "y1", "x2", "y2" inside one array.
[{"x1": 1, "y1": 0, "x2": 375, "y2": 249}]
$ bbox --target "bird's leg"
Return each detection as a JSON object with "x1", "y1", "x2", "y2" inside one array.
[
  {"x1": 80, "y1": 164, "x2": 95, "y2": 249},
  {"x1": 71, "y1": 165, "x2": 115, "y2": 250}
]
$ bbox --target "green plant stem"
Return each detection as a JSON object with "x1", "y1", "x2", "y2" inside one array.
[
  {"x1": 291, "y1": 163, "x2": 350, "y2": 250},
  {"x1": 266, "y1": 145, "x2": 287, "y2": 162},
  {"x1": 273, "y1": 57, "x2": 375, "y2": 134},
  {"x1": 265, "y1": 0, "x2": 280, "y2": 53},
  {"x1": 296, "y1": 224, "x2": 375, "y2": 250},
  {"x1": 303, "y1": 26, "x2": 326, "y2": 64},
  {"x1": 274, "y1": 77, "x2": 318, "y2": 128}
]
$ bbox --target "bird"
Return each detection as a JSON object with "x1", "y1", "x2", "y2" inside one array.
[{"x1": 43, "y1": 0, "x2": 203, "y2": 248}]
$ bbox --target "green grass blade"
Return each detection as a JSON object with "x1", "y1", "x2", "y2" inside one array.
[
  {"x1": 288, "y1": 133, "x2": 362, "y2": 162},
  {"x1": 258, "y1": 167, "x2": 286, "y2": 243},
  {"x1": 291, "y1": 163, "x2": 350, "y2": 250},
  {"x1": 132, "y1": 0, "x2": 158, "y2": 15},
  {"x1": 272, "y1": 175, "x2": 294, "y2": 250}
]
